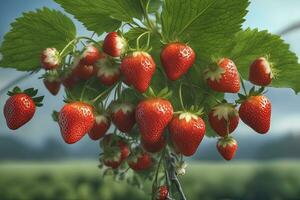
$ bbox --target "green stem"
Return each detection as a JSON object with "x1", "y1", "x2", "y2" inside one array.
[
  {"x1": 59, "y1": 38, "x2": 78, "y2": 57},
  {"x1": 91, "y1": 86, "x2": 114, "y2": 103},
  {"x1": 152, "y1": 150, "x2": 165, "y2": 200},
  {"x1": 179, "y1": 83, "x2": 186, "y2": 111},
  {"x1": 136, "y1": 31, "x2": 150, "y2": 50},
  {"x1": 140, "y1": 0, "x2": 154, "y2": 30},
  {"x1": 240, "y1": 76, "x2": 247, "y2": 96}
]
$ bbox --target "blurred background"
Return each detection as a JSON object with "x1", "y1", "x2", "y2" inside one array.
[{"x1": 0, "y1": 0, "x2": 300, "y2": 199}]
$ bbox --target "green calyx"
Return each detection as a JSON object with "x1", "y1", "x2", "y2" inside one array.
[
  {"x1": 143, "y1": 87, "x2": 172, "y2": 99},
  {"x1": 236, "y1": 86, "x2": 266, "y2": 104},
  {"x1": 7, "y1": 86, "x2": 44, "y2": 107}
]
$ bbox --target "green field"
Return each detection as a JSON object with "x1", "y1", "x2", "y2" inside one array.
[{"x1": 0, "y1": 161, "x2": 300, "y2": 200}]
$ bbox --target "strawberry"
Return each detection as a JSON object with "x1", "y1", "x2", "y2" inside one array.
[
  {"x1": 95, "y1": 54, "x2": 120, "y2": 86},
  {"x1": 41, "y1": 48, "x2": 60, "y2": 70},
  {"x1": 101, "y1": 134, "x2": 130, "y2": 169},
  {"x1": 73, "y1": 64, "x2": 95, "y2": 80},
  {"x1": 239, "y1": 95, "x2": 271, "y2": 134},
  {"x1": 4, "y1": 87, "x2": 43, "y2": 130},
  {"x1": 43, "y1": 70, "x2": 61, "y2": 96},
  {"x1": 61, "y1": 67, "x2": 80, "y2": 89},
  {"x1": 58, "y1": 102, "x2": 95, "y2": 144},
  {"x1": 204, "y1": 58, "x2": 240, "y2": 93},
  {"x1": 80, "y1": 45, "x2": 100, "y2": 65},
  {"x1": 121, "y1": 51, "x2": 156, "y2": 93},
  {"x1": 169, "y1": 112, "x2": 206, "y2": 156},
  {"x1": 156, "y1": 185, "x2": 169, "y2": 200},
  {"x1": 43, "y1": 79, "x2": 61, "y2": 96},
  {"x1": 249, "y1": 57, "x2": 273, "y2": 86},
  {"x1": 128, "y1": 150, "x2": 152, "y2": 171},
  {"x1": 88, "y1": 114, "x2": 111, "y2": 140},
  {"x1": 141, "y1": 135, "x2": 166, "y2": 153},
  {"x1": 111, "y1": 102, "x2": 135, "y2": 133},
  {"x1": 160, "y1": 42, "x2": 195, "y2": 80},
  {"x1": 136, "y1": 98, "x2": 173, "y2": 145},
  {"x1": 208, "y1": 103, "x2": 239, "y2": 137},
  {"x1": 217, "y1": 137, "x2": 238, "y2": 161},
  {"x1": 103, "y1": 32, "x2": 127, "y2": 57}
]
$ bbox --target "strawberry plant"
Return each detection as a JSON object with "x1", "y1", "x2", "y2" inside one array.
[{"x1": 1, "y1": 0, "x2": 300, "y2": 199}]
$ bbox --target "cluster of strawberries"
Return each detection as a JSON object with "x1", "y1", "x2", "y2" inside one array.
[{"x1": 3, "y1": 30, "x2": 273, "y2": 199}]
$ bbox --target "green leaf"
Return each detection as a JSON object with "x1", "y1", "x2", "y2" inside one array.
[
  {"x1": 55, "y1": 0, "x2": 146, "y2": 34},
  {"x1": 54, "y1": 0, "x2": 120, "y2": 35},
  {"x1": 161, "y1": 0, "x2": 249, "y2": 61},
  {"x1": 229, "y1": 28, "x2": 300, "y2": 93},
  {"x1": 0, "y1": 8, "x2": 76, "y2": 71}
]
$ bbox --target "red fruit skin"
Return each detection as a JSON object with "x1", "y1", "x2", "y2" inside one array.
[
  {"x1": 80, "y1": 46, "x2": 100, "y2": 65},
  {"x1": 88, "y1": 115, "x2": 111, "y2": 140},
  {"x1": 141, "y1": 135, "x2": 166, "y2": 153},
  {"x1": 103, "y1": 32, "x2": 126, "y2": 57},
  {"x1": 103, "y1": 160, "x2": 122, "y2": 169},
  {"x1": 62, "y1": 71, "x2": 80, "y2": 89},
  {"x1": 4, "y1": 94, "x2": 36, "y2": 130},
  {"x1": 73, "y1": 64, "x2": 95, "y2": 80},
  {"x1": 43, "y1": 79, "x2": 61, "y2": 96},
  {"x1": 121, "y1": 51, "x2": 156, "y2": 93},
  {"x1": 128, "y1": 153, "x2": 152, "y2": 171},
  {"x1": 157, "y1": 186, "x2": 169, "y2": 200},
  {"x1": 169, "y1": 114, "x2": 206, "y2": 156},
  {"x1": 58, "y1": 102, "x2": 95, "y2": 144},
  {"x1": 217, "y1": 139, "x2": 238, "y2": 161},
  {"x1": 206, "y1": 58, "x2": 240, "y2": 93},
  {"x1": 160, "y1": 43, "x2": 196, "y2": 81},
  {"x1": 239, "y1": 95, "x2": 271, "y2": 134},
  {"x1": 208, "y1": 112, "x2": 239, "y2": 137},
  {"x1": 111, "y1": 104, "x2": 135, "y2": 133},
  {"x1": 249, "y1": 57, "x2": 272, "y2": 86},
  {"x1": 136, "y1": 98, "x2": 173, "y2": 144}
]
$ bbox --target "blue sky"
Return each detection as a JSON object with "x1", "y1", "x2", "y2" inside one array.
[{"x1": 0, "y1": 0, "x2": 300, "y2": 146}]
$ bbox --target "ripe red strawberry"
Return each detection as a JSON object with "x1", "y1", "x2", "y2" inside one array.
[
  {"x1": 204, "y1": 58, "x2": 240, "y2": 93},
  {"x1": 156, "y1": 185, "x2": 169, "y2": 200},
  {"x1": 208, "y1": 103, "x2": 239, "y2": 137},
  {"x1": 160, "y1": 42, "x2": 195, "y2": 80},
  {"x1": 136, "y1": 98, "x2": 173, "y2": 144},
  {"x1": 101, "y1": 135, "x2": 130, "y2": 169},
  {"x1": 111, "y1": 102, "x2": 135, "y2": 133},
  {"x1": 80, "y1": 45, "x2": 100, "y2": 65},
  {"x1": 62, "y1": 68, "x2": 80, "y2": 89},
  {"x1": 88, "y1": 114, "x2": 111, "y2": 140},
  {"x1": 128, "y1": 151, "x2": 152, "y2": 171},
  {"x1": 43, "y1": 78, "x2": 61, "y2": 96},
  {"x1": 169, "y1": 112, "x2": 206, "y2": 156},
  {"x1": 249, "y1": 57, "x2": 273, "y2": 86},
  {"x1": 103, "y1": 32, "x2": 127, "y2": 57},
  {"x1": 217, "y1": 137, "x2": 238, "y2": 161},
  {"x1": 95, "y1": 55, "x2": 120, "y2": 86},
  {"x1": 58, "y1": 102, "x2": 95, "y2": 144},
  {"x1": 141, "y1": 135, "x2": 166, "y2": 153},
  {"x1": 121, "y1": 51, "x2": 156, "y2": 93},
  {"x1": 4, "y1": 87, "x2": 43, "y2": 130},
  {"x1": 41, "y1": 48, "x2": 60, "y2": 70},
  {"x1": 73, "y1": 64, "x2": 95, "y2": 80},
  {"x1": 239, "y1": 95, "x2": 271, "y2": 134}
]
